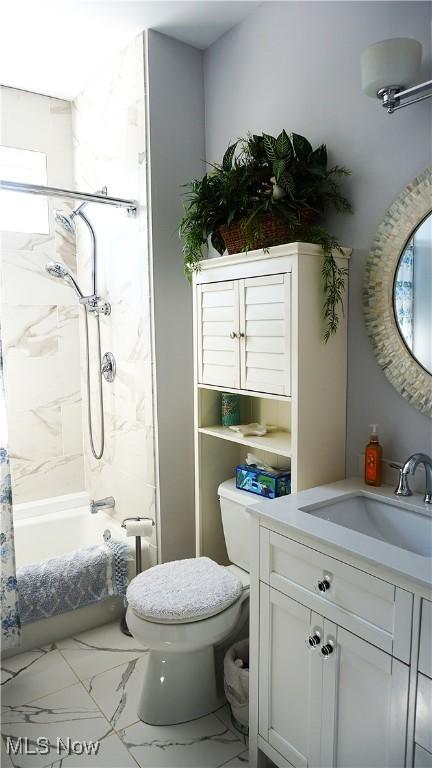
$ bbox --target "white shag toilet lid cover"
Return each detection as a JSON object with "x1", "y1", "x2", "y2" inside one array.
[{"x1": 126, "y1": 557, "x2": 243, "y2": 623}]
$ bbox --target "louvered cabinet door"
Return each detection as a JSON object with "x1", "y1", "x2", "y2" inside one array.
[
  {"x1": 197, "y1": 281, "x2": 240, "y2": 388},
  {"x1": 240, "y1": 274, "x2": 291, "y2": 396}
]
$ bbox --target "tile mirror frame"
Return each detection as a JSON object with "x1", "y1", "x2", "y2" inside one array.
[{"x1": 364, "y1": 166, "x2": 432, "y2": 418}]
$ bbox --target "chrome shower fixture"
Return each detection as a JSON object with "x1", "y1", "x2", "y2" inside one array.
[
  {"x1": 54, "y1": 187, "x2": 106, "y2": 235},
  {"x1": 45, "y1": 261, "x2": 110, "y2": 315},
  {"x1": 54, "y1": 189, "x2": 107, "y2": 298},
  {"x1": 45, "y1": 260, "x2": 69, "y2": 279},
  {"x1": 45, "y1": 261, "x2": 84, "y2": 299},
  {"x1": 48, "y1": 197, "x2": 112, "y2": 461},
  {"x1": 9, "y1": 180, "x2": 133, "y2": 464},
  {"x1": 54, "y1": 197, "x2": 93, "y2": 235},
  {"x1": 54, "y1": 208, "x2": 78, "y2": 235}
]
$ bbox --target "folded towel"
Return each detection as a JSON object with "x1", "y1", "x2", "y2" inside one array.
[{"x1": 17, "y1": 539, "x2": 132, "y2": 625}]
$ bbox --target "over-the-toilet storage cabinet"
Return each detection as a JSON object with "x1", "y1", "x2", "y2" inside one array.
[{"x1": 192, "y1": 243, "x2": 351, "y2": 563}]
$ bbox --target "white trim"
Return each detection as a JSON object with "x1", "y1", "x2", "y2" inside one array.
[
  {"x1": 197, "y1": 382, "x2": 291, "y2": 402},
  {"x1": 199, "y1": 242, "x2": 352, "y2": 270},
  {"x1": 13, "y1": 491, "x2": 90, "y2": 521}
]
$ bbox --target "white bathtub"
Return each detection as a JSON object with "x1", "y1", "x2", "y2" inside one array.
[
  {"x1": 8, "y1": 492, "x2": 153, "y2": 655},
  {"x1": 13, "y1": 492, "x2": 129, "y2": 566}
]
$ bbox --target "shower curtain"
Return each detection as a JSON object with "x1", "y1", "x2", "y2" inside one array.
[{"x1": 0, "y1": 329, "x2": 21, "y2": 649}]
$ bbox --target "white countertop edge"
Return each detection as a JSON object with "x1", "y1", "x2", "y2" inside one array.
[{"x1": 247, "y1": 478, "x2": 432, "y2": 591}]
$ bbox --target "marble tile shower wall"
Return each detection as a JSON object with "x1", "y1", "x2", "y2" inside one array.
[
  {"x1": 0, "y1": 90, "x2": 85, "y2": 503},
  {"x1": 72, "y1": 35, "x2": 157, "y2": 549}
]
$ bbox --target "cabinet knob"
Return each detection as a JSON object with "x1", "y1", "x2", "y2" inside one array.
[
  {"x1": 317, "y1": 576, "x2": 331, "y2": 593},
  {"x1": 321, "y1": 642, "x2": 334, "y2": 657},
  {"x1": 239, "y1": 332, "x2": 245, "y2": 338},
  {"x1": 229, "y1": 331, "x2": 238, "y2": 339},
  {"x1": 306, "y1": 633, "x2": 321, "y2": 649}
]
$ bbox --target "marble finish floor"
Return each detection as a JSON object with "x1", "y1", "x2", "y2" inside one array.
[{"x1": 1, "y1": 622, "x2": 248, "y2": 768}]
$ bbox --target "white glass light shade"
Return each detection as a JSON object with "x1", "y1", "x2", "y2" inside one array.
[{"x1": 361, "y1": 38, "x2": 422, "y2": 97}]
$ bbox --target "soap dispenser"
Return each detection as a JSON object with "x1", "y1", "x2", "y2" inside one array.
[{"x1": 364, "y1": 424, "x2": 382, "y2": 487}]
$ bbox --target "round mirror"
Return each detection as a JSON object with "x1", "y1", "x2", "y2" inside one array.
[
  {"x1": 364, "y1": 167, "x2": 432, "y2": 417},
  {"x1": 394, "y1": 212, "x2": 432, "y2": 375}
]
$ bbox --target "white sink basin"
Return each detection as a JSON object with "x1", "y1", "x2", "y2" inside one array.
[{"x1": 300, "y1": 494, "x2": 431, "y2": 558}]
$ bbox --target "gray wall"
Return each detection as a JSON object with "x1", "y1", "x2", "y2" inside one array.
[
  {"x1": 203, "y1": 1, "x2": 432, "y2": 475},
  {"x1": 147, "y1": 30, "x2": 205, "y2": 561}
]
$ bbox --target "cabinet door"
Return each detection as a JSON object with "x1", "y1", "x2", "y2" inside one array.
[
  {"x1": 321, "y1": 621, "x2": 409, "y2": 768},
  {"x1": 415, "y1": 745, "x2": 432, "y2": 768},
  {"x1": 197, "y1": 281, "x2": 240, "y2": 388},
  {"x1": 419, "y1": 599, "x2": 432, "y2": 677},
  {"x1": 239, "y1": 274, "x2": 291, "y2": 396},
  {"x1": 416, "y1": 674, "x2": 432, "y2": 754},
  {"x1": 259, "y1": 584, "x2": 323, "y2": 768}
]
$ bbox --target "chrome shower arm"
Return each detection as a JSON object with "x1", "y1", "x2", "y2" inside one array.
[{"x1": 76, "y1": 210, "x2": 97, "y2": 296}]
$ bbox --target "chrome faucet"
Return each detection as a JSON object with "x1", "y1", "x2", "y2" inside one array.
[
  {"x1": 91, "y1": 496, "x2": 115, "y2": 514},
  {"x1": 393, "y1": 453, "x2": 432, "y2": 504}
]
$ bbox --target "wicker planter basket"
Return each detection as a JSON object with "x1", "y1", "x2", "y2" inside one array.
[{"x1": 219, "y1": 211, "x2": 313, "y2": 255}]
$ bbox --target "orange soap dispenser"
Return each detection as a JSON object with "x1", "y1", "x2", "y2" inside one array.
[{"x1": 364, "y1": 424, "x2": 382, "y2": 487}]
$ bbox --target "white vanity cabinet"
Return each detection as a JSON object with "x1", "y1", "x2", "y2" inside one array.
[
  {"x1": 258, "y1": 584, "x2": 409, "y2": 768},
  {"x1": 250, "y1": 522, "x2": 431, "y2": 768}
]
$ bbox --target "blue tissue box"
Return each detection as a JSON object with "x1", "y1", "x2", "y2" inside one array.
[{"x1": 235, "y1": 464, "x2": 291, "y2": 499}]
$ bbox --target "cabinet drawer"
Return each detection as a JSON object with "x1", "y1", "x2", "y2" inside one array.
[
  {"x1": 419, "y1": 599, "x2": 432, "y2": 678},
  {"x1": 416, "y1": 674, "x2": 432, "y2": 754},
  {"x1": 260, "y1": 528, "x2": 412, "y2": 660}
]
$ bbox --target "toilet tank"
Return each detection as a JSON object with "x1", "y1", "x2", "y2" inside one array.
[{"x1": 218, "y1": 478, "x2": 271, "y2": 573}]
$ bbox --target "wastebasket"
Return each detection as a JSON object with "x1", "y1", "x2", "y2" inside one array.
[{"x1": 224, "y1": 638, "x2": 249, "y2": 734}]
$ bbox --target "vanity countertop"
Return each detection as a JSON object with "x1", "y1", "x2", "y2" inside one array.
[{"x1": 248, "y1": 478, "x2": 432, "y2": 591}]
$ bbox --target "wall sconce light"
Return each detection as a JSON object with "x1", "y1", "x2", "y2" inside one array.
[{"x1": 361, "y1": 37, "x2": 432, "y2": 114}]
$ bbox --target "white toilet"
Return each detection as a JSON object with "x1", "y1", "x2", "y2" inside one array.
[{"x1": 126, "y1": 478, "x2": 268, "y2": 725}]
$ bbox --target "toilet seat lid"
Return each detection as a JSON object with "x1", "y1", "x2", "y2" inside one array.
[{"x1": 126, "y1": 557, "x2": 243, "y2": 623}]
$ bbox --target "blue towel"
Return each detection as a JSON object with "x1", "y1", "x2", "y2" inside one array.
[{"x1": 17, "y1": 538, "x2": 132, "y2": 624}]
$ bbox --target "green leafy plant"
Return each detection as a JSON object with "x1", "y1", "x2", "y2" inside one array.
[{"x1": 179, "y1": 130, "x2": 352, "y2": 339}]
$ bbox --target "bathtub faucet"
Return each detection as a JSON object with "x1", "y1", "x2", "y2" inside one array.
[{"x1": 91, "y1": 496, "x2": 115, "y2": 514}]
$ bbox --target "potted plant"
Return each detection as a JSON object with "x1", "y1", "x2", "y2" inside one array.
[{"x1": 179, "y1": 130, "x2": 353, "y2": 340}]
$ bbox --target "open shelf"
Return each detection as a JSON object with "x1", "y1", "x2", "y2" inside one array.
[
  {"x1": 198, "y1": 424, "x2": 292, "y2": 458},
  {"x1": 197, "y1": 382, "x2": 291, "y2": 403}
]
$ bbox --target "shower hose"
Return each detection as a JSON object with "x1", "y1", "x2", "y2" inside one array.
[{"x1": 83, "y1": 306, "x2": 105, "y2": 460}]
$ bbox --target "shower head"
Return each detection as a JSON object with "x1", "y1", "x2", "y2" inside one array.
[
  {"x1": 46, "y1": 261, "x2": 69, "y2": 279},
  {"x1": 45, "y1": 261, "x2": 84, "y2": 299},
  {"x1": 54, "y1": 197, "x2": 90, "y2": 234},
  {"x1": 54, "y1": 208, "x2": 77, "y2": 234},
  {"x1": 54, "y1": 187, "x2": 107, "y2": 235}
]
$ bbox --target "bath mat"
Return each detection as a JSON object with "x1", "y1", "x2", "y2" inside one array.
[{"x1": 17, "y1": 538, "x2": 132, "y2": 624}]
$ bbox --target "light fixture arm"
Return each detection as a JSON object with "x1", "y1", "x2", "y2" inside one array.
[{"x1": 378, "y1": 78, "x2": 432, "y2": 114}]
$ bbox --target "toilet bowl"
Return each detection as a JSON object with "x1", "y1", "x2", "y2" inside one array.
[{"x1": 126, "y1": 479, "x2": 270, "y2": 725}]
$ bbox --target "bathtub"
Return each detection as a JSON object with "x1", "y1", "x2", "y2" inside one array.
[{"x1": 8, "y1": 492, "x2": 153, "y2": 655}]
